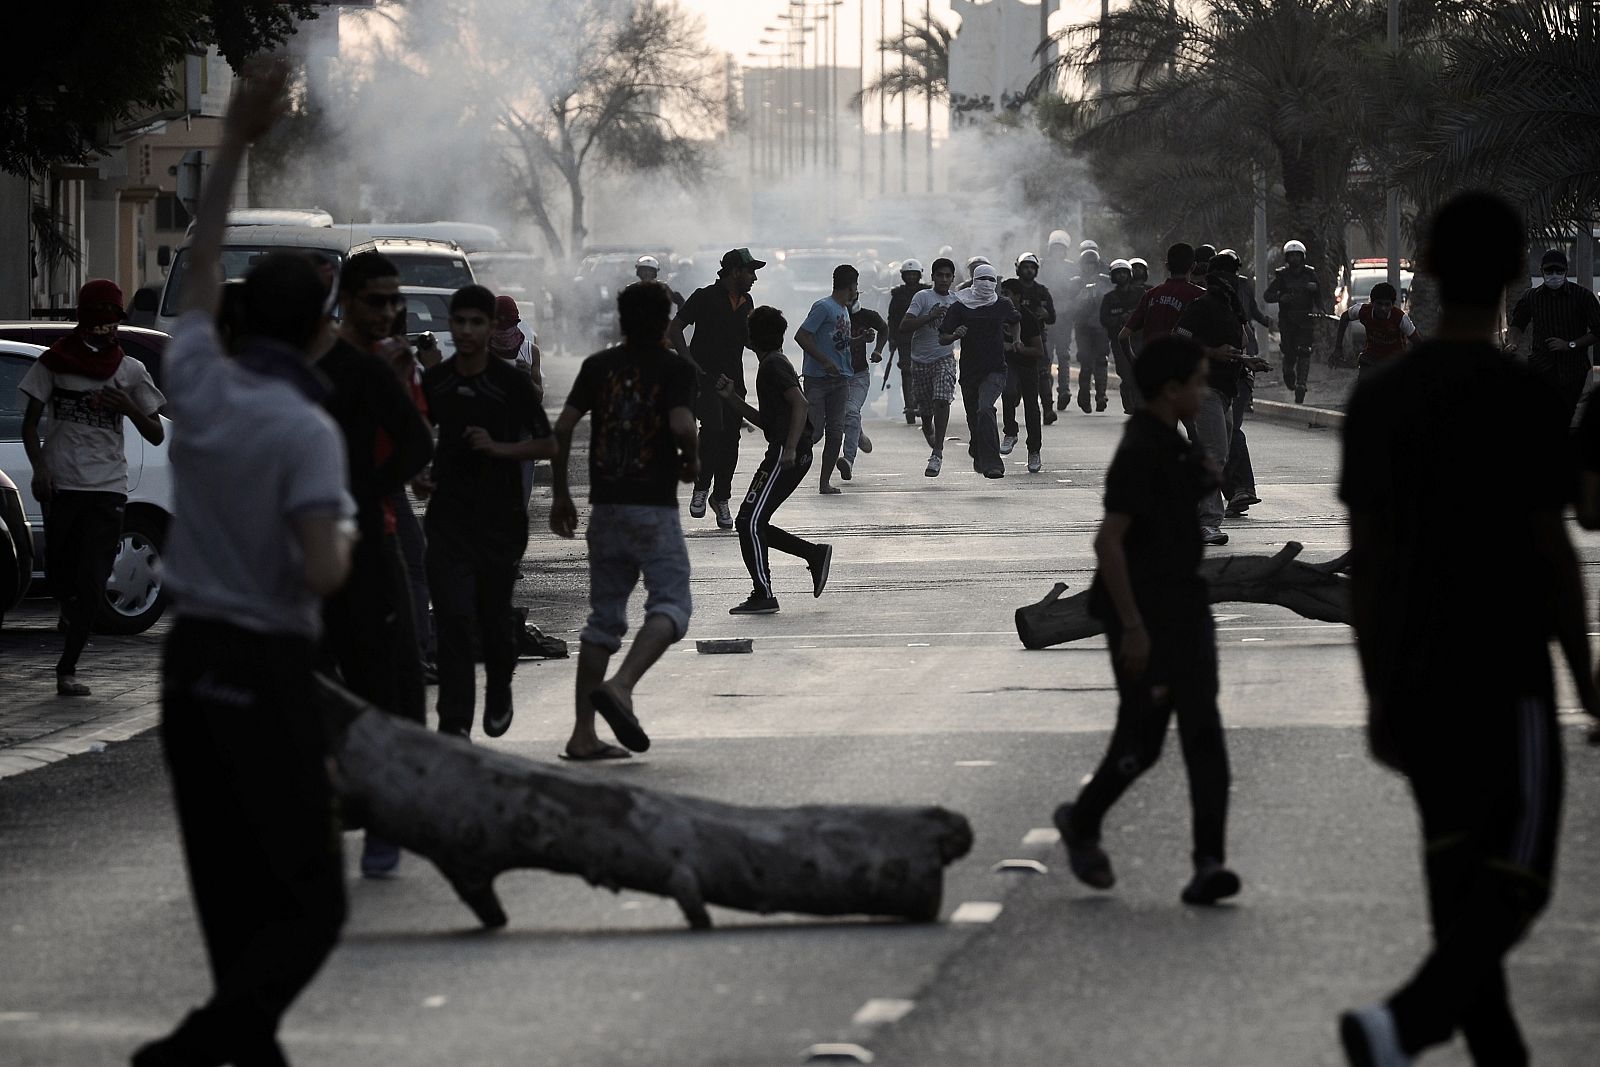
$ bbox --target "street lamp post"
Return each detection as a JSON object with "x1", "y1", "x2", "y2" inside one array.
[{"x1": 1385, "y1": 0, "x2": 1401, "y2": 294}]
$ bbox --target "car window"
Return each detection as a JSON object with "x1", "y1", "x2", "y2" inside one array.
[
  {"x1": 162, "y1": 246, "x2": 345, "y2": 316},
  {"x1": 0, "y1": 353, "x2": 33, "y2": 441},
  {"x1": 393, "y1": 256, "x2": 474, "y2": 290},
  {"x1": 404, "y1": 293, "x2": 453, "y2": 334}
]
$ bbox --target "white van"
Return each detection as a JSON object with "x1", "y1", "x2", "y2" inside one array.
[{"x1": 149, "y1": 225, "x2": 357, "y2": 335}]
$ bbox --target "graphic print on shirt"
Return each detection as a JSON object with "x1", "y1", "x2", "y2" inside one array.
[
  {"x1": 591, "y1": 364, "x2": 667, "y2": 481},
  {"x1": 50, "y1": 388, "x2": 120, "y2": 431}
]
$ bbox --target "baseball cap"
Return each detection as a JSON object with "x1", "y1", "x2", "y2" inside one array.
[
  {"x1": 720, "y1": 248, "x2": 767, "y2": 271},
  {"x1": 1542, "y1": 248, "x2": 1569, "y2": 270}
]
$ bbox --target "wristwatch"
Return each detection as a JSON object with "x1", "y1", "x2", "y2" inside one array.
[{"x1": 1570, "y1": 340, "x2": 1579, "y2": 350}]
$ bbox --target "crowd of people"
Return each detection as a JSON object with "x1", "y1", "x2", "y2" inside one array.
[{"x1": 17, "y1": 63, "x2": 1600, "y2": 1067}]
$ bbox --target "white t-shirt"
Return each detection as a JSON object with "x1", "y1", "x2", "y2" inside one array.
[
  {"x1": 18, "y1": 354, "x2": 165, "y2": 493},
  {"x1": 906, "y1": 288, "x2": 959, "y2": 363},
  {"x1": 162, "y1": 312, "x2": 353, "y2": 640}
]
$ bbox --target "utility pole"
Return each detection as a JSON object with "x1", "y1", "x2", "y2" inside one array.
[
  {"x1": 879, "y1": 0, "x2": 887, "y2": 195},
  {"x1": 859, "y1": 0, "x2": 867, "y2": 195},
  {"x1": 1385, "y1": 0, "x2": 1401, "y2": 294},
  {"x1": 925, "y1": 3, "x2": 933, "y2": 193},
  {"x1": 899, "y1": 0, "x2": 908, "y2": 194}
]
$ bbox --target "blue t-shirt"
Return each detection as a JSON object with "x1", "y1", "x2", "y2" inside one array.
[{"x1": 800, "y1": 296, "x2": 853, "y2": 377}]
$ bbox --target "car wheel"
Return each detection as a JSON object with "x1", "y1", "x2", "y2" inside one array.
[{"x1": 96, "y1": 507, "x2": 170, "y2": 636}]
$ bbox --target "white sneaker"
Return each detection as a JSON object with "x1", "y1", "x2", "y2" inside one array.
[
  {"x1": 689, "y1": 489, "x2": 708, "y2": 518},
  {"x1": 1339, "y1": 1004, "x2": 1411, "y2": 1066},
  {"x1": 999, "y1": 433, "x2": 1017, "y2": 456},
  {"x1": 1027, "y1": 451, "x2": 1041, "y2": 473},
  {"x1": 924, "y1": 451, "x2": 942, "y2": 477}
]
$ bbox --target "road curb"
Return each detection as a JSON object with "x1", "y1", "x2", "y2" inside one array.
[{"x1": 1070, "y1": 366, "x2": 1345, "y2": 431}]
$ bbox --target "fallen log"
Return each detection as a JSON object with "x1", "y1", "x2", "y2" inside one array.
[
  {"x1": 1014, "y1": 541, "x2": 1351, "y2": 649},
  {"x1": 317, "y1": 678, "x2": 973, "y2": 930}
]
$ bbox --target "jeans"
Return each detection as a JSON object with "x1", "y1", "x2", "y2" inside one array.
[
  {"x1": 842, "y1": 371, "x2": 871, "y2": 465},
  {"x1": 44, "y1": 489, "x2": 124, "y2": 675},
  {"x1": 158, "y1": 619, "x2": 345, "y2": 1064},
  {"x1": 320, "y1": 532, "x2": 425, "y2": 726},
  {"x1": 1113, "y1": 338, "x2": 1142, "y2": 413},
  {"x1": 960, "y1": 369, "x2": 1007, "y2": 473},
  {"x1": 582, "y1": 504, "x2": 692, "y2": 651},
  {"x1": 693, "y1": 375, "x2": 742, "y2": 502},
  {"x1": 1221, "y1": 373, "x2": 1256, "y2": 502},
  {"x1": 737, "y1": 446, "x2": 820, "y2": 600},
  {"x1": 1068, "y1": 612, "x2": 1229, "y2": 865},
  {"x1": 1002, "y1": 358, "x2": 1043, "y2": 453},
  {"x1": 804, "y1": 374, "x2": 850, "y2": 487},
  {"x1": 1194, "y1": 387, "x2": 1233, "y2": 528},
  {"x1": 424, "y1": 511, "x2": 526, "y2": 736},
  {"x1": 1075, "y1": 324, "x2": 1109, "y2": 406}
]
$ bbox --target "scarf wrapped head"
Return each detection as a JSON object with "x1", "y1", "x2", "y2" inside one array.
[
  {"x1": 955, "y1": 264, "x2": 1000, "y2": 308},
  {"x1": 40, "y1": 279, "x2": 127, "y2": 380},
  {"x1": 490, "y1": 294, "x2": 525, "y2": 358}
]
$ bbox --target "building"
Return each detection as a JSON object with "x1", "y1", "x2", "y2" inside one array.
[{"x1": 947, "y1": 0, "x2": 1060, "y2": 128}]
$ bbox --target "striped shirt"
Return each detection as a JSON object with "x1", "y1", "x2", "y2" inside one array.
[{"x1": 1510, "y1": 282, "x2": 1600, "y2": 355}]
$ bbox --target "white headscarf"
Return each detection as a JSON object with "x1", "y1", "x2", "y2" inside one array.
[{"x1": 956, "y1": 264, "x2": 999, "y2": 308}]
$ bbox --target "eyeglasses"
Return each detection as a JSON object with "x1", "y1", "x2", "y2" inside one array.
[{"x1": 359, "y1": 293, "x2": 407, "y2": 310}]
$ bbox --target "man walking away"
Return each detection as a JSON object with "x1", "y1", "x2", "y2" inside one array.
[
  {"x1": 886, "y1": 260, "x2": 930, "y2": 424},
  {"x1": 419, "y1": 285, "x2": 555, "y2": 740},
  {"x1": 139, "y1": 61, "x2": 353, "y2": 1067},
  {"x1": 795, "y1": 265, "x2": 862, "y2": 494},
  {"x1": 841, "y1": 293, "x2": 887, "y2": 481},
  {"x1": 1506, "y1": 248, "x2": 1600, "y2": 429},
  {"x1": 1264, "y1": 239, "x2": 1322, "y2": 404},
  {"x1": 671, "y1": 249, "x2": 760, "y2": 527},
  {"x1": 902, "y1": 259, "x2": 961, "y2": 477},
  {"x1": 940, "y1": 263, "x2": 1019, "y2": 478},
  {"x1": 1071, "y1": 249, "x2": 1112, "y2": 412},
  {"x1": 716, "y1": 306, "x2": 833, "y2": 615},
  {"x1": 19, "y1": 279, "x2": 165, "y2": 696},
  {"x1": 999, "y1": 277, "x2": 1048, "y2": 472},
  {"x1": 1099, "y1": 259, "x2": 1144, "y2": 414},
  {"x1": 1338, "y1": 191, "x2": 1599, "y2": 1067},
  {"x1": 318, "y1": 250, "x2": 434, "y2": 877},
  {"x1": 1053, "y1": 337, "x2": 1241, "y2": 908},
  {"x1": 550, "y1": 281, "x2": 697, "y2": 760}
]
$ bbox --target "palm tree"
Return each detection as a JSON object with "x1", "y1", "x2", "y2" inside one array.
[{"x1": 852, "y1": 12, "x2": 950, "y2": 112}]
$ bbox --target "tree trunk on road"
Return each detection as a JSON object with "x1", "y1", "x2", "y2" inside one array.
[
  {"x1": 1014, "y1": 541, "x2": 1351, "y2": 649},
  {"x1": 318, "y1": 680, "x2": 974, "y2": 931}
]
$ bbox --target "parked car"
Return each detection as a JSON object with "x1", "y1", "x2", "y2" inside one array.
[
  {"x1": 0, "y1": 465, "x2": 32, "y2": 626},
  {"x1": 0, "y1": 339, "x2": 173, "y2": 634},
  {"x1": 1335, "y1": 258, "x2": 1414, "y2": 317},
  {"x1": 0, "y1": 323, "x2": 170, "y2": 393}
]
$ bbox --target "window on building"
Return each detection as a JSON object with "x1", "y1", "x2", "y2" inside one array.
[{"x1": 155, "y1": 193, "x2": 192, "y2": 233}]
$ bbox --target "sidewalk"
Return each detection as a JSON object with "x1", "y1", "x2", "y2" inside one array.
[{"x1": 0, "y1": 602, "x2": 167, "y2": 780}]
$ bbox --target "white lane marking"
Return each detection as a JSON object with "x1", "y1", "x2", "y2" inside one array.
[
  {"x1": 1241, "y1": 638, "x2": 1266, "y2": 643},
  {"x1": 682, "y1": 623, "x2": 1346, "y2": 642},
  {"x1": 804, "y1": 1043, "x2": 876, "y2": 1063},
  {"x1": 851, "y1": 998, "x2": 916, "y2": 1026},
  {"x1": 950, "y1": 901, "x2": 1004, "y2": 923},
  {"x1": 422, "y1": 995, "x2": 447, "y2": 1008},
  {"x1": 992, "y1": 858, "x2": 1049, "y2": 874},
  {"x1": 0, "y1": 1012, "x2": 41, "y2": 1022},
  {"x1": 907, "y1": 642, "x2": 931, "y2": 647},
  {"x1": 954, "y1": 760, "x2": 995, "y2": 767},
  {"x1": 1022, "y1": 827, "x2": 1061, "y2": 847}
]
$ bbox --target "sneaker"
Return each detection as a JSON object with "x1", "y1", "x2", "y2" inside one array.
[
  {"x1": 858, "y1": 432, "x2": 873, "y2": 454},
  {"x1": 689, "y1": 488, "x2": 708, "y2": 518},
  {"x1": 1339, "y1": 1004, "x2": 1411, "y2": 1067},
  {"x1": 1000, "y1": 433, "x2": 1017, "y2": 456},
  {"x1": 1056, "y1": 395, "x2": 1069, "y2": 411},
  {"x1": 56, "y1": 674, "x2": 91, "y2": 697},
  {"x1": 1231, "y1": 492, "x2": 1261, "y2": 508},
  {"x1": 1224, "y1": 503, "x2": 1247, "y2": 519},
  {"x1": 983, "y1": 467, "x2": 1005, "y2": 479},
  {"x1": 1027, "y1": 451, "x2": 1042, "y2": 473},
  {"x1": 1180, "y1": 860, "x2": 1242, "y2": 905},
  {"x1": 1096, "y1": 398, "x2": 1107, "y2": 412},
  {"x1": 924, "y1": 452, "x2": 942, "y2": 477},
  {"x1": 1201, "y1": 526, "x2": 1229, "y2": 546},
  {"x1": 809, "y1": 544, "x2": 833, "y2": 598},
  {"x1": 1077, "y1": 395, "x2": 1092, "y2": 414},
  {"x1": 483, "y1": 681, "x2": 514, "y2": 737},
  {"x1": 360, "y1": 833, "x2": 402, "y2": 879},
  {"x1": 904, "y1": 410, "x2": 916, "y2": 425},
  {"x1": 729, "y1": 595, "x2": 780, "y2": 615},
  {"x1": 1295, "y1": 387, "x2": 1307, "y2": 405},
  {"x1": 714, "y1": 498, "x2": 734, "y2": 529},
  {"x1": 516, "y1": 622, "x2": 570, "y2": 659},
  {"x1": 1052, "y1": 802, "x2": 1115, "y2": 890},
  {"x1": 837, "y1": 457, "x2": 853, "y2": 481},
  {"x1": 1043, "y1": 409, "x2": 1058, "y2": 425}
]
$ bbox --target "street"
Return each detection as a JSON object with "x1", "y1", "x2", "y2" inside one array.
[{"x1": 3, "y1": 356, "x2": 1598, "y2": 1067}]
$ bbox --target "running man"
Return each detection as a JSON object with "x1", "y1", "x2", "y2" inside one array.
[
  {"x1": 1338, "y1": 190, "x2": 1599, "y2": 1067},
  {"x1": 940, "y1": 263, "x2": 1019, "y2": 479},
  {"x1": 1264, "y1": 239, "x2": 1322, "y2": 404},
  {"x1": 886, "y1": 259, "x2": 930, "y2": 424},
  {"x1": 1506, "y1": 248, "x2": 1600, "y2": 428},
  {"x1": 795, "y1": 264, "x2": 863, "y2": 495},
  {"x1": 1333, "y1": 281, "x2": 1419, "y2": 376},
  {"x1": 1053, "y1": 336, "x2": 1241, "y2": 908},
  {"x1": 716, "y1": 306, "x2": 833, "y2": 615},
  {"x1": 840, "y1": 295, "x2": 886, "y2": 481},
  {"x1": 901, "y1": 258, "x2": 961, "y2": 476}
]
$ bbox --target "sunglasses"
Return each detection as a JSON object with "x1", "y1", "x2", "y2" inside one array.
[{"x1": 359, "y1": 293, "x2": 407, "y2": 310}]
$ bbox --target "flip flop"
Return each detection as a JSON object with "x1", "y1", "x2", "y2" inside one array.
[
  {"x1": 558, "y1": 744, "x2": 634, "y2": 762},
  {"x1": 590, "y1": 682, "x2": 651, "y2": 753}
]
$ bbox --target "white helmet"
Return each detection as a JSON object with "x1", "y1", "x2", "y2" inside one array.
[
  {"x1": 1108, "y1": 258, "x2": 1132, "y2": 273},
  {"x1": 636, "y1": 255, "x2": 661, "y2": 270},
  {"x1": 1047, "y1": 229, "x2": 1071, "y2": 249},
  {"x1": 1282, "y1": 240, "x2": 1306, "y2": 255},
  {"x1": 1079, "y1": 239, "x2": 1100, "y2": 252},
  {"x1": 1016, "y1": 252, "x2": 1040, "y2": 268},
  {"x1": 1218, "y1": 248, "x2": 1239, "y2": 260},
  {"x1": 900, "y1": 258, "x2": 924, "y2": 274},
  {"x1": 966, "y1": 255, "x2": 990, "y2": 270},
  {"x1": 1129, "y1": 257, "x2": 1149, "y2": 269}
]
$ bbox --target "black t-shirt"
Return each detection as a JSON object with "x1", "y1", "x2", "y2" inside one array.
[
  {"x1": 422, "y1": 356, "x2": 552, "y2": 520},
  {"x1": 677, "y1": 282, "x2": 753, "y2": 383},
  {"x1": 755, "y1": 352, "x2": 813, "y2": 448},
  {"x1": 319, "y1": 339, "x2": 433, "y2": 538},
  {"x1": 1340, "y1": 341, "x2": 1569, "y2": 705},
  {"x1": 943, "y1": 297, "x2": 1022, "y2": 380},
  {"x1": 849, "y1": 307, "x2": 888, "y2": 372},
  {"x1": 1088, "y1": 412, "x2": 1211, "y2": 623},
  {"x1": 1007, "y1": 307, "x2": 1043, "y2": 365},
  {"x1": 565, "y1": 343, "x2": 697, "y2": 506},
  {"x1": 1176, "y1": 291, "x2": 1244, "y2": 397}
]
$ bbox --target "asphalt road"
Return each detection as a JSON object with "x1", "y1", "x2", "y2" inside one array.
[{"x1": 3, "y1": 356, "x2": 1597, "y2": 1067}]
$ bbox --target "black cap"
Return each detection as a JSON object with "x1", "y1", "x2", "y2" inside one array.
[
  {"x1": 720, "y1": 247, "x2": 767, "y2": 271},
  {"x1": 1542, "y1": 248, "x2": 1568, "y2": 269}
]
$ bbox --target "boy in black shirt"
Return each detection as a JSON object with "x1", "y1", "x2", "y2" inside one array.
[
  {"x1": 419, "y1": 285, "x2": 555, "y2": 740},
  {"x1": 1053, "y1": 336, "x2": 1241, "y2": 907},
  {"x1": 551, "y1": 282, "x2": 698, "y2": 760},
  {"x1": 715, "y1": 306, "x2": 834, "y2": 615}
]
